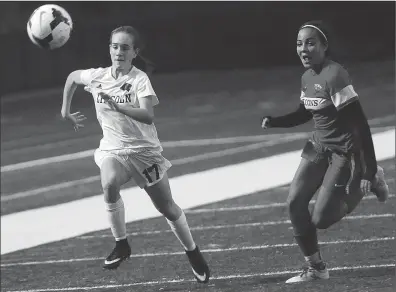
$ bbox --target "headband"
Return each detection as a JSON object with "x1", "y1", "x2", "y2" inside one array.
[{"x1": 300, "y1": 25, "x2": 328, "y2": 42}]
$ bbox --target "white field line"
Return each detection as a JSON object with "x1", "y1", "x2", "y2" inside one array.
[
  {"x1": 1, "y1": 114, "x2": 393, "y2": 173},
  {"x1": 184, "y1": 193, "x2": 396, "y2": 214},
  {"x1": 0, "y1": 132, "x2": 306, "y2": 173},
  {"x1": 1, "y1": 130, "x2": 394, "y2": 255},
  {"x1": 4, "y1": 263, "x2": 396, "y2": 292},
  {"x1": 163, "y1": 132, "x2": 305, "y2": 147},
  {"x1": 1, "y1": 149, "x2": 94, "y2": 172},
  {"x1": 77, "y1": 213, "x2": 394, "y2": 239},
  {"x1": 3, "y1": 136, "x2": 394, "y2": 203},
  {"x1": 368, "y1": 114, "x2": 395, "y2": 126},
  {"x1": 1, "y1": 176, "x2": 100, "y2": 202},
  {"x1": 1, "y1": 236, "x2": 393, "y2": 268},
  {"x1": 3, "y1": 172, "x2": 393, "y2": 204},
  {"x1": 1, "y1": 134, "x2": 307, "y2": 202}
]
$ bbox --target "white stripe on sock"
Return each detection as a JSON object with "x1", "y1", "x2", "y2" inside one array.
[
  {"x1": 166, "y1": 211, "x2": 196, "y2": 251},
  {"x1": 105, "y1": 198, "x2": 126, "y2": 241}
]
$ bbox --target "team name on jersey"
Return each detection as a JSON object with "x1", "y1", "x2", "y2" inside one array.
[
  {"x1": 96, "y1": 93, "x2": 132, "y2": 104},
  {"x1": 95, "y1": 82, "x2": 134, "y2": 104},
  {"x1": 301, "y1": 97, "x2": 328, "y2": 110}
]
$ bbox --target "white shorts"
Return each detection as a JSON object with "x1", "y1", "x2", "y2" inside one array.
[{"x1": 94, "y1": 148, "x2": 172, "y2": 188}]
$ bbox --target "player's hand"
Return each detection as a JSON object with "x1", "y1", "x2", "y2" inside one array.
[
  {"x1": 261, "y1": 116, "x2": 272, "y2": 129},
  {"x1": 62, "y1": 111, "x2": 87, "y2": 132},
  {"x1": 100, "y1": 93, "x2": 119, "y2": 111},
  {"x1": 106, "y1": 98, "x2": 120, "y2": 111},
  {"x1": 360, "y1": 179, "x2": 372, "y2": 195}
]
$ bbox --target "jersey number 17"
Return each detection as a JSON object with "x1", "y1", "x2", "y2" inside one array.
[{"x1": 142, "y1": 164, "x2": 160, "y2": 184}]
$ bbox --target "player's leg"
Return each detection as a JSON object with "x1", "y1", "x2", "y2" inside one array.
[
  {"x1": 144, "y1": 172, "x2": 193, "y2": 249},
  {"x1": 144, "y1": 173, "x2": 210, "y2": 283},
  {"x1": 311, "y1": 152, "x2": 363, "y2": 229},
  {"x1": 371, "y1": 165, "x2": 390, "y2": 202},
  {"x1": 95, "y1": 150, "x2": 132, "y2": 270},
  {"x1": 285, "y1": 140, "x2": 329, "y2": 284},
  {"x1": 129, "y1": 152, "x2": 197, "y2": 251},
  {"x1": 343, "y1": 159, "x2": 390, "y2": 213},
  {"x1": 128, "y1": 151, "x2": 210, "y2": 283}
]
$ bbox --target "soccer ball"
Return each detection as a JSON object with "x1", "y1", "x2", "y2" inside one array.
[{"x1": 27, "y1": 4, "x2": 73, "y2": 50}]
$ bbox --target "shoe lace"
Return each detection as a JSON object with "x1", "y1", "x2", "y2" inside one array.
[
  {"x1": 299, "y1": 263, "x2": 319, "y2": 277},
  {"x1": 299, "y1": 265, "x2": 310, "y2": 277}
]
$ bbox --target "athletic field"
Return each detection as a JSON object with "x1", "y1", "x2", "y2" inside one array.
[{"x1": 1, "y1": 60, "x2": 395, "y2": 292}]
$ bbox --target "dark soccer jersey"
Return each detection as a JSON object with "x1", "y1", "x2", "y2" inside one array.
[{"x1": 300, "y1": 60, "x2": 359, "y2": 153}]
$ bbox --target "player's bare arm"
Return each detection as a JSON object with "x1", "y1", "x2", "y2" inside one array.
[
  {"x1": 103, "y1": 93, "x2": 155, "y2": 125},
  {"x1": 61, "y1": 70, "x2": 87, "y2": 131}
]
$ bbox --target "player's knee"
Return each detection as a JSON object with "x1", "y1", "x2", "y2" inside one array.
[
  {"x1": 311, "y1": 209, "x2": 335, "y2": 230},
  {"x1": 158, "y1": 199, "x2": 181, "y2": 221},
  {"x1": 312, "y1": 214, "x2": 329, "y2": 229},
  {"x1": 312, "y1": 196, "x2": 349, "y2": 229},
  {"x1": 102, "y1": 178, "x2": 118, "y2": 192},
  {"x1": 101, "y1": 177, "x2": 120, "y2": 203},
  {"x1": 287, "y1": 192, "x2": 305, "y2": 219}
]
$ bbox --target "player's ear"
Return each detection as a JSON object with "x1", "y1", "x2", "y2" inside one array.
[
  {"x1": 134, "y1": 47, "x2": 140, "y2": 57},
  {"x1": 322, "y1": 42, "x2": 328, "y2": 54}
]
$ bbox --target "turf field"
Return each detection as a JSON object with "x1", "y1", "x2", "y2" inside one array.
[{"x1": 1, "y1": 60, "x2": 395, "y2": 292}]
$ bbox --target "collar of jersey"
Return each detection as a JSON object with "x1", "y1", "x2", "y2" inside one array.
[
  {"x1": 109, "y1": 66, "x2": 135, "y2": 80},
  {"x1": 310, "y1": 59, "x2": 331, "y2": 76}
]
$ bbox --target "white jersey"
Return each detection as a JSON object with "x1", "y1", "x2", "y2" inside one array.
[{"x1": 80, "y1": 66, "x2": 162, "y2": 153}]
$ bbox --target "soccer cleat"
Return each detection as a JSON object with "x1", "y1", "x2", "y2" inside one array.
[
  {"x1": 185, "y1": 246, "x2": 210, "y2": 283},
  {"x1": 285, "y1": 262, "x2": 329, "y2": 283},
  {"x1": 371, "y1": 166, "x2": 389, "y2": 202},
  {"x1": 103, "y1": 239, "x2": 131, "y2": 270}
]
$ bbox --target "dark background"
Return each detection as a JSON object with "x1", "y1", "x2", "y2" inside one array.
[{"x1": 0, "y1": 1, "x2": 394, "y2": 95}]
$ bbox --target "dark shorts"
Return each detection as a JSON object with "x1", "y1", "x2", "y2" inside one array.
[{"x1": 301, "y1": 139, "x2": 362, "y2": 196}]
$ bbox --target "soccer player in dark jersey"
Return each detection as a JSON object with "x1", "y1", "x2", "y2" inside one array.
[{"x1": 261, "y1": 20, "x2": 390, "y2": 283}]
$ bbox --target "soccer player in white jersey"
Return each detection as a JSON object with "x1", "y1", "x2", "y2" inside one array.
[{"x1": 60, "y1": 26, "x2": 210, "y2": 283}]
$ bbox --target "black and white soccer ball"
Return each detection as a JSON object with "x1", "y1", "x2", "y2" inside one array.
[{"x1": 27, "y1": 4, "x2": 73, "y2": 50}]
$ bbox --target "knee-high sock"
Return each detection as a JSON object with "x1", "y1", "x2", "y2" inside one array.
[
  {"x1": 105, "y1": 198, "x2": 126, "y2": 241},
  {"x1": 166, "y1": 211, "x2": 196, "y2": 251}
]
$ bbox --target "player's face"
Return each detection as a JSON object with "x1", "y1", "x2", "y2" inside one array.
[
  {"x1": 296, "y1": 28, "x2": 327, "y2": 69},
  {"x1": 110, "y1": 32, "x2": 138, "y2": 69}
]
